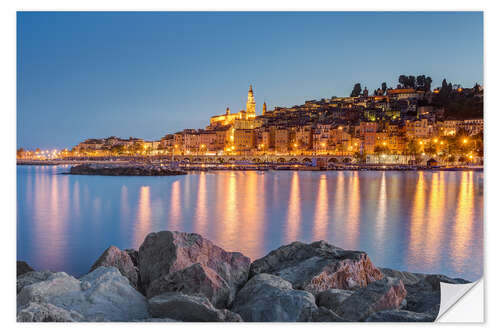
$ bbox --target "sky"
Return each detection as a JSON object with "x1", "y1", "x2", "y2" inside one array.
[{"x1": 17, "y1": 12, "x2": 483, "y2": 149}]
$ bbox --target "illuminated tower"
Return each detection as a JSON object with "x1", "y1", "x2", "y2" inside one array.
[
  {"x1": 246, "y1": 85, "x2": 256, "y2": 119},
  {"x1": 262, "y1": 102, "x2": 267, "y2": 115}
]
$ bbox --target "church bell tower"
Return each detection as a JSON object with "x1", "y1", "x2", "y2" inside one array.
[{"x1": 246, "y1": 85, "x2": 256, "y2": 119}]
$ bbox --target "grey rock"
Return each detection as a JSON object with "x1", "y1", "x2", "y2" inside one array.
[
  {"x1": 382, "y1": 267, "x2": 469, "y2": 290},
  {"x1": 316, "y1": 288, "x2": 354, "y2": 312},
  {"x1": 138, "y1": 231, "x2": 250, "y2": 305},
  {"x1": 147, "y1": 263, "x2": 231, "y2": 308},
  {"x1": 380, "y1": 267, "x2": 425, "y2": 285},
  {"x1": 17, "y1": 302, "x2": 84, "y2": 322},
  {"x1": 305, "y1": 306, "x2": 347, "y2": 322},
  {"x1": 17, "y1": 267, "x2": 149, "y2": 322},
  {"x1": 17, "y1": 270, "x2": 53, "y2": 294},
  {"x1": 336, "y1": 277, "x2": 407, "y2": 321},
  {"x1": 250, "y1": 241, "x2": 383, "y2": 294},
  {"x1": 90, "y1": 245, "x2": 139, "y2": 289},
  {"x1": 403, "y1": 282, "x2": 441, "y2": 316},
  {"x1": 17, "y1": 261, "x2": 34, "y2": 277},
  {"x1": 231, "y1": 273, "x2": 317, "y2": 322},
  {"x1": 125, "y1": 249, "x2": 139, "y2": 266},
  {"x1": 380, "y1": 268, "x2": 470, "y2": 316},
  {"x1": 148, "y1": 292, "x2": 242, "y2": 322},
  {"x1": 422, "y1": 274, "x2": 470, "y2": 291},
  {"x1": 365, "y1": 309, "x2": 435, "y2": 322},
  {"x1": 133, "y1": 318, "x2": 178, "y2": 322}
]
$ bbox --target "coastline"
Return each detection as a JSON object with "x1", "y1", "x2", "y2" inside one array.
[
  {"x1": 17, "y1": 159, "x2": 483, "y2": 173},
  {"x1": 17, "y1": 230, "x2": 470, "y2": 322}
]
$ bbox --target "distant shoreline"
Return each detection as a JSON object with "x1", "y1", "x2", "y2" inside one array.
[{"x1": 17, "y1": 159, "x2": 482, "y2": 173}]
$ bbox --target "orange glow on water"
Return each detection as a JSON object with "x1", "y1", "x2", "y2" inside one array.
[
  {"x1": 451, "y1": 172, "x2": 475, "y2": 272},
  {"x1": 285, "y1": 172, "x2": 301, "y2": 243},
  {"x1": 133, "y1": 186, "x2": 151, "y2": 246},
  {"x1": 408, "y1": 172, "x2": 426, "y2": 266},
  {"x1": 169, "y1": 181, "x2": 181, "y2": 231},
  {"x1": 194, "y1": 172, "x2": 208, "y2": 235},
  {"x1": 374, "y1": 172, "x2": 387, "y2": 244},
  {"x1": 344, "y1": 172, "x2": 360, "y2": 249},
  {"x1": 313, "y1": 174, "x2": 328, "y2": 241}
]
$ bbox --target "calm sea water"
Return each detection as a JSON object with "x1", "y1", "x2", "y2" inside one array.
[{"x1": 17, "y1": 165, "x2": 483, "y2": 281}]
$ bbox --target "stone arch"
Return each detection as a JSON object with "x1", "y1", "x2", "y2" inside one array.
[
  {"x1": 302, "y1": 157, "x2": 312, "y2": 164},
  {"x1": 342, "y1": 158, "x2": 351, "y2": 164},
  {"x1": 289, "y1": 157, "x2": 298, "y2": 163},
  {"x1": 193, "y1": 157, "x2": 202, "y2": 163},
  {"x1": 277, "y1": 157, "x2": 286, "y2": 163},
  {"x1": 328, "y1": 157, "x2": 338, "y2": 163},
  {"x1": 228, "y1": 157, "x2": 236, "y2": 163},
  {"x1": 174, "y1": 157, "x2": 181, "y2": 162},
  {"x1": 183, "y1": 157, "x2": 191, "y2": 163},
  {"x1": 216, "y1": 157, "x2": 224, "y2": 164},
  {"x1": 252, "y1": 158, "x2": 261, "y2": 163}
]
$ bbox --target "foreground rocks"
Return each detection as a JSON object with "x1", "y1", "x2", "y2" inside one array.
[
  {"x1": 69, "y1": 164, "x2": 187, "y2": 176},
  {"x1": 17, "y1": 267, "x2": 149, "y2": 321},
  {"x1": 149, "y1": 292, "x2": 242, "y2": 322},
  {"x1": 90, "y1": 246, "x2": 139, "y2": 289},
  {"x1": 231, "y1": 273, "x2": 317, "y2": 322},
  {"x1": 17, "y1": 231, "x2": 471, "y2": 322},
  {"x1": 17, "y1": 261, "x2": 34, "y2": 276},
  {"x1": 334, "y1": 277, "x2": 407, "y2": 321},
  {"x1": 250, "y1": 240, "x2": 384, "y2": 294},
  {"x1": 138, "y1": 231, "x2": 251, "y2": 308}
]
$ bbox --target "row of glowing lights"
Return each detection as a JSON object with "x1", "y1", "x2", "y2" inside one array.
[{"x1": 25, "y1": 137, "x2": 476, "y2": 158}]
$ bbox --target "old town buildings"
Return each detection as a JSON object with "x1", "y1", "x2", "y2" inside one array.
[{"x1": 71, "y1": 84, "x2": 483, "y2": 158}]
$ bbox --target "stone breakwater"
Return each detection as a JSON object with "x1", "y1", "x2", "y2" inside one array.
[
  {"x1": 68, "y1": 164, "x2": 187, "y2": 176},
  {"x1": 16, "y1": 231, "x2": 469, "y2": 322}
]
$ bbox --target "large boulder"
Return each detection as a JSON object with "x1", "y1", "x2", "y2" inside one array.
[
  {"x1": 17, "y1": 261, "x2": 34, "y2": 276},
  {"x1": 90, "y1": 246, "x2": 139, "y2": 288},
  {"x1": 335, "y1": 277, "x2": 407, "y2": 321},
  {"x1": 146, "y1": 263, "x2": 230, "y2": 308},
  {"x1": 17, "y1": 302, "x2": 84, "y2": 322},
  {"x1": 316, "y1": 288, "x2": 355, "y2": 312},
  {"x1": 148, "y1": 292, "x2": 242, "y2": 322},
  {"x1": 365, "y1": 309, "x2": 435, "y2": 322},
  {"x1": 17, "y1": 270, "x2": 53, "y2": 294},
  {"x1": 17, "y1": 267, "x2": 149, "y2": 322},
  {"x1": 231, "y1": 273, "x2": 317, "y2": 322},
  {"x1": 382, "y1": 268, "x2": 470, "y2": 317},
  {"x1": 250, "y1": 241, "x2": 383, "y2": 294},
  {"x1": 138, "y1": 231, "x2": 251, "y2": 306}
]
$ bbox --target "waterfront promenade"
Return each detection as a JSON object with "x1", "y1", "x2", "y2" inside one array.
[{"x1": 17, "y1": 156, "x2": 482, "y2": 172}]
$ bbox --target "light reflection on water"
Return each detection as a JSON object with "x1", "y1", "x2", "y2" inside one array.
[{"x1": 17, "y1": 165, "x2": 483, "y2": 280}]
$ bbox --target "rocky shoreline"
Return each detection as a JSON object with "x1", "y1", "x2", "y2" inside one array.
[
  {"x1": 67, "y1": 164, "x2": 187, "y2": 176},
  {"x1": 16, "y1": 231, "x2": 469, "y2": 322}
]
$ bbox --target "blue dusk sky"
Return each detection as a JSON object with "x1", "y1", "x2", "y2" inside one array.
[{"x1": 17, "y1": 12, "x2": 483, "y2": 150}]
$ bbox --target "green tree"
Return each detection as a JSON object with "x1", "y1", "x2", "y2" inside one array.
[
  {"x1": 374, "y1": 145, "x2": 390, "y2": 155},
  {"x1": 132, "y1": 142, "x2": 143, "y2": 155},
  {"x1": 398, "y1": 75, "x2": 408, "y2": 88},
  {"x1": 381, "y1": 82, "x2": 387, "y2": 94},
  {"x1": 416, "y1": 75, "x2": 426, "y2": 89},
  {"x1": 424, "y1": 76, "x2": 433, "y2": 92},
  {"x1": 350, "y1": 83, "x2": 362, "y2": 97},
  {"x1": 406, "y1": 139, "x2": 419, "y2": 158},
  {"x1": 424, "y1": 143, "x2": 437, "y2": 155},
  {"x1": 354, "y1": 151, "x2": 366, "y2": 164},
  {"x1": 408, "y1": 75, "x2": 416, "y2": 89}
]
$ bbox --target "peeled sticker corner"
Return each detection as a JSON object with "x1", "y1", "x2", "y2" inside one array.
[{"x1": 436, "y1": 278, "x2": 484, "y2": 323}]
